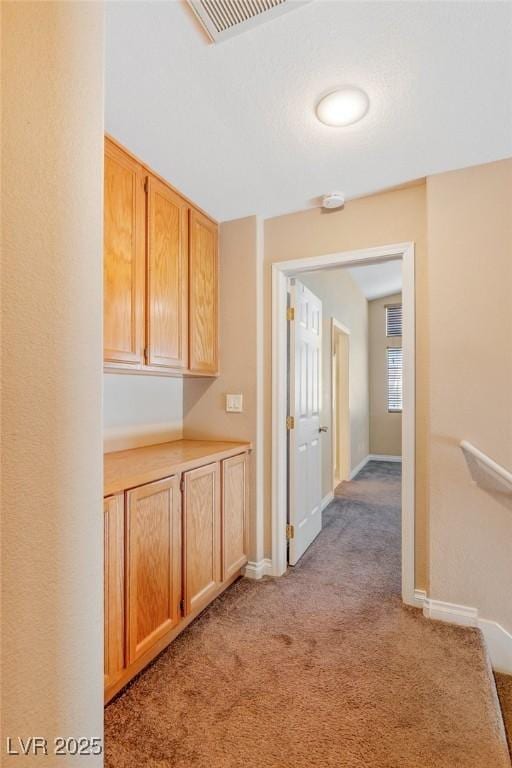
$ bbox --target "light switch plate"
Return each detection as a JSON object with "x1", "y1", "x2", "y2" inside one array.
[{"x1": 226, "y1": 393, "x2": 243, "y2": 413}]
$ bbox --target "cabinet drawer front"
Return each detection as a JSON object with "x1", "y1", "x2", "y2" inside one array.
[
  {"x1": 222, "y1": 453, "x2": 249, "y2": 580},
  {"x1": 188, "y1": 209, "x2": 218, "y2": 374},
  {"x1": 104, "y1": 139, "x2": 145, "y2": 365},
  {"x1": 104, "y1": 494, "x2": 125, "y2": 688},
  {"x1": 126, "y1": 476, "x2": 181, "y2": 663},
  {"x1": 183, "y1": 462, "x2": 221, "y2": 614},
  {"x1": 146, "y1": 176, "x2": 188, "y2": 369}
]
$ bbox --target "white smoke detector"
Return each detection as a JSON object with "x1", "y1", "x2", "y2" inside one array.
[{"x1": 322, "y1": 192, "x2": 345, "y2": 210}]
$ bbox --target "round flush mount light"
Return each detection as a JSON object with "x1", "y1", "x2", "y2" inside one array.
[{"x1": 315, "y1": 86, "x2": 370, "y2": 127}]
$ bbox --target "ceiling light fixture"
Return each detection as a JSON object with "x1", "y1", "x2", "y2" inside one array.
[{"x1": 315, "y1": 87, "x2": 370, "y2": 127}]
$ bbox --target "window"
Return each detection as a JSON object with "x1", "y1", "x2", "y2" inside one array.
[
  {"x1": 387, "y1": 347, "x2": 403, "y2": 412},
  {"x1": 386, "y1": 304, "x2": 402, "y2": 337}
]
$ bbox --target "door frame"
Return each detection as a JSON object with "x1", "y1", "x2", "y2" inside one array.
[
  {"x1": 271, "y1": 242, "x2": 417, "y2": 606},
  {"x1": 331, "y1": 318, "x2": 351, "y2": 489}
]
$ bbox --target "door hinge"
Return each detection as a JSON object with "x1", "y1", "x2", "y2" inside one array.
[
  {"x1": 287, "y1": 307, "x2": 295, "y2": 321},
  {"x1": 180, "y1": 478, "x2": 185, "y2": 493},
  {"x1": 179, "y1": 598, "x2": 185, "y2": 615},
  {"x1": 144, "y1": 178, "x2": 148, "y2": 193},
  {"x1": 286, "y1": 416, "x2": 295, "y2": 430},
  {"x1": 286, "y1": 524, "x2": 295, "y2": 541}
]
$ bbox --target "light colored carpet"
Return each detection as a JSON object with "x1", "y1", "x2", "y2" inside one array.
[
  {"x1": 496, "y1": 673, "x2": 512, "y2": 755},
  {"x1": 105, "y1": 461, "x2": 510, "y2": 767}
]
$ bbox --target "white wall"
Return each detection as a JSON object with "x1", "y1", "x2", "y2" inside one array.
[
  {"x1": 300, "y1": 268, "x2": 369, "y2": 497},
  {"x1": 104, "y1": 375, "x2": 183, "y2": 451},
  {"x1": 1, "y1": 2, "x2": 104, "y2": 762}
]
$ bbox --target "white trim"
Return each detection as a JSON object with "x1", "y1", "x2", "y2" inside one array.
[
  {"x1": 479, "y1": 619, "x2": 512, "y2": 674},
  {"x1": 272, "y1": 242, "x2": 416, "y2": 602},
  {"x1": 412, "y1": 588, "x2": 427, "y2": 608},
  {"x1": 243, "y1": 558, "x2": 273, "y2": 580},
  {"x1": 254, "y1": 216, "x2": 265, "y2": 565},
  {"x1": 349, "y1": 454, "x2": 370, "y2": 480},
  {"x1": 423, "y1": 598, "x2": 478, "y2": 627},
  {"x1": 331, "y1": 317, "x2": 351, "y2": 336},
  {"x1": 423, "y1": 598, "x2": 512, "y2": 674},
  {"x1": 321, "y1": 491, "x2": 334, "y2": 510},
  {"x1": 368, "y1": 454, "x2": 402, "y2": 463}
]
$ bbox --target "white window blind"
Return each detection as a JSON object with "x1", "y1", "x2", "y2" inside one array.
[
  {"x1": 386, "y1": 304, "x2": 402, "y2": 337},
  {"x1": 387, "y1": 347, "x2": 403, "y2": 412}
]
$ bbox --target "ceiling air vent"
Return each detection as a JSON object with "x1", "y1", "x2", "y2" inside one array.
[{"x1": 188, "y1": 0, "x2": 310, "y2": 43}]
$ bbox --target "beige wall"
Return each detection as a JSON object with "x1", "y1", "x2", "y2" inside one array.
[
  {"x1": 300, "y1": 268, "x2": 369, "y2": 497},
  {"x1": 369, "y1": 292, "x2": 402, "y2": 457},
  {"x1": 104, "y1": 374, "x2": 183, "y2": 451},
  {"x1": 427, "y1": 159, "x2": 512, "y2": 628},
  {"x1": 183, "y1": 216, "x2": 263, "y2": 563},
  {"x1": 1, "y1": 2, "x2": 104, "y2": 762},
  {"x1": 264, "y1": 183, "x2": 428, "y2": 586}
]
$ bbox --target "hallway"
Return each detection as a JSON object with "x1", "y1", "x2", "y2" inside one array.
[{"x1": 105, "y1": 462, "x2": 509, "y2": 767}]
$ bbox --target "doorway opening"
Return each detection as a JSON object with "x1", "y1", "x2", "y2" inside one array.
[
  {"x1": 331, "y1": 319, "x2": 350, "y2": 489},
  {"x1": 273, "y1": 243, "x2": 417, "y2": 606}
]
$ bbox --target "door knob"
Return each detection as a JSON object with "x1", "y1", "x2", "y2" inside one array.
[{"x1": 319, "y1": 426, "x2": 328, "y2": 433}]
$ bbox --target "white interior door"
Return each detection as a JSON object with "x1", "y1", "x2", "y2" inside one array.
[{"x1": 288, "y1": 279, "x2": 322, "y2": 565}]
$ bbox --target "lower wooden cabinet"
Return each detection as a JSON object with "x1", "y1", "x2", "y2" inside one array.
[
  {"x1": 104, "y1": 450, "x2": 249, "y2": 703},
  {"x1": 126, "y1": 476, "x2": 182, "y2": 663},
  {"x1": 222, "y1": 453, "x2": 249, "y2": 580},
  {"x1": 183, "y1": 462, "x2": 221, "y2": 616},
  {"x1": 104, "y1": 494, "x2": 125, "y2": 690}
]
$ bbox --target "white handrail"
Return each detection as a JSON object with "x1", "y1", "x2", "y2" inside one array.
[{"x1": 460, "y1": 441, "x2": 512, "y2": 496}]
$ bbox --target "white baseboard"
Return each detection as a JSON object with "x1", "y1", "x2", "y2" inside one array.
[
  {"x1": 422, "y1": 597, "x2": 512, "y2": 674},
  {"x1": 244, "y1": 558, "x2": 273, "y2": 580},
  {"x1": 423, "y1": 597, "x2": 478, "y2": 627},
  {"x1": 411, "y1": 588, "x2": 427, "y2": 609},
  {"x1": 349, "y1": 455, "x2": 370, "y2": 480},
  {"x1": 368, "y1": 454, "x2": 402, "y2": 463},
  {"x1": 321, "y1": 491, "x2": 334, "y2": 510}
]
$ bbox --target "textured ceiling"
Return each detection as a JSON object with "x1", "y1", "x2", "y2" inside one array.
[
  {"x1": 347, "y1": 260, "x2": 402, "y2": 301},
  {"x1": 106, "y1": 1, "x2": 512, "y2": 221}
]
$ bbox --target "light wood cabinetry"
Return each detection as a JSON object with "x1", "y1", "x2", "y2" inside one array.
[
  {"x1": 104, "y1": 494, "x2": 125, "y2": 689},
  {"x1": 183, "y1": 462, "x2": 221, "y2": 615},
  {"x1": 146, "y1": 175, "x2": 188, "y2": 371},
  {"x1": 222, "y1": 453, "x2": 249, "y2": 580},
  {"x1": 189, "y1": 209, "x2": 219, "y2": 374},
  {"x1": 126, "y1": 476, "x2": 181, "y2": 663},
  {"x1": 103, "y1": 440, "x2": 250, "y2": 703},
  {"x1": 104, "y1": 136, "x2": 218, "y2": 377},
  {"x1": 104, "y1": 139, "x2": 145, "y2": 366}
]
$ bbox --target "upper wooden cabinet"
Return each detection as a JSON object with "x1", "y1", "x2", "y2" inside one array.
[
  {"x1": 103, "y1": 136, "x2": 218, "y2": 377},
  {"x1": 146, "y1": 175, "x2": 188, "y2": 371},
  {"x1": 104, "y1": 139, "x2": 146, "y2": 366},
  {"x1": 189, "y1": 209, "x2": 219, "y2": 375}
]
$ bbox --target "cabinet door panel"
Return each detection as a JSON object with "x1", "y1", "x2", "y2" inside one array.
[
  {"x1": 104, "y1": 139, "x2": 145, "y2": 365},
  {"x1": 146, "y1": 176, "x2": 188, "y2": 369},
  {"x1": 126, "y1": 476, "x2": 181, "y2": 663},
  {"x1": 222, "y1": 453, "x2": 249, "y2": 580},
  {"x1": 189, "y1": 209, "x2": 218, "y2": 374},
  {"x1": 104, "y1": 494, "x2": 125, "y2": 689},
  {"x1": 183, "y1": 462, "x2": 221, "y2": 614}
]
